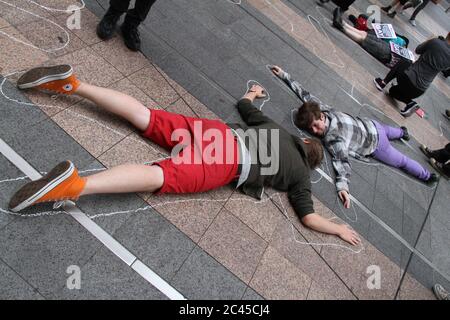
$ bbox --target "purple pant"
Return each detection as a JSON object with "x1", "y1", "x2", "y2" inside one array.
[{"x1": 372, "y1": 121, "x2": 430, "y2": 181}]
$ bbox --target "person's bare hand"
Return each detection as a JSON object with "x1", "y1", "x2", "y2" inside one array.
[
  {"x1": 248, "y1": 84, "x2": 267, "y2": 98},
  {"x1": 271, "y1": 65, "x2": 284, "y2": 77},
  {"x1": 338, "y1": 190, "x2": 351, "y2": 209},
  {"x1": 338, "y1": 225, "x2": 361, "y2": 246}
]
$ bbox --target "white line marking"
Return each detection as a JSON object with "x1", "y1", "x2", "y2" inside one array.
[{"x1": 0, "y1": 138, "x2": 186, "y2": 300}]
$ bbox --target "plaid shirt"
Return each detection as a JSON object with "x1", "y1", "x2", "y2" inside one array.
[{"x1": 280, "y1": 71, "x2": 379, "y2": 192}]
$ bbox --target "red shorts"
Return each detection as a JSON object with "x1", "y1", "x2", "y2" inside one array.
[{"x1": 142, "y1": 109, "x2": 239, "y2": 194}]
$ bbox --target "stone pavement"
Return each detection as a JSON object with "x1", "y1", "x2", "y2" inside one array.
[{"x1": 0, "y1": 0, "x2": 449, "y2": 300}]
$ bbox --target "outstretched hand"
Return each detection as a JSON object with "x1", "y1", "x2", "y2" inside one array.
[
  {"x1": 338, "y1": 190, "x2": 351, "y2": 209},
  {"x1": 338, "y1": 225, "x2": 361, "y2": 246},
  {"x1": 271, "y1": 65, "x2": 284, "y2": 77},
  {"x1": 248, "y1": 84, "x2": 267, "y2": 99}
]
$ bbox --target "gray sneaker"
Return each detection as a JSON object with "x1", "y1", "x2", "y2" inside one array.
[
  {"x1": 433, "y1": 284, "x2": 449, "y2": 300},
  {"x1": 409, "y1": 19, "x2": 416, "y2": 26}
]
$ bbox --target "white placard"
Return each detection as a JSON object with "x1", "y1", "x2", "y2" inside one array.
[
  {"x1": 390, "y1": 42, "x2": 415, "y2": 61},
  {"x1": 373, "y1": 23, "x2": 397, "y2": 39}
]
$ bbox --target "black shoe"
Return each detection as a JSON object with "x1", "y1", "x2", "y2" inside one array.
[
  {"x1": 426, "y1": 172, "x2": 440, "y2": 186},
  {"x1": 400, "y1": 126, "x2": 410, "y2": 141},
  {"x1": 121, "y1": 22, "x2": 141, "y2": 51},
  {"x1": 373, "y1": 78, "x2": 386, "y2": 91},
  {"x1": 388, "y1": 11, "x2": 397, "y2": 18},
  {"x1": 400, "y1": 102, "x2": 419, "y2": 117},
  {"x1": 420, "y1": 144, "x2": 433, "y2": 158},
  {"x1": 333, "y1": 7, "x2": 344, "y2": 31},
  {"x1": 96, "y1": 8, "x2": 122, "y2": 40},
  {"x1": 445, "y1": 109, "x2": 450, "y2": 120},
  {"x1": 381, "y1": 6, "x2": 391, "y2": 13},
  {"x1": 430, "y1": 159, "x2": 449, "y2": 180}
]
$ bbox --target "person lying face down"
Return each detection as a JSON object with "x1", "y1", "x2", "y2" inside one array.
[
  {"x1": 332, "y1": 7, "x2": 409, "y2": 68},
  {"x1": 9, "y1": 65, "x2": 362, "y2": 246},
  {"x1": 271, "y1": 66, "x2": 438, "y2": 209}
]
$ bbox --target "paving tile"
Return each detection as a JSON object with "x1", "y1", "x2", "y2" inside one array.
[
  {"x1": 0, "y1": 155, "x2": 22, "y2": 230},
  {"x1": 224, "y1": 191, "x2": 284, "y2": 242},
  {"x1": 182, "y1": 92, "x2": 220, "y2": 120},
  {"x1": 199, "y1": 209, "x2": 268, "y2": 284},
  {"x1": 406, "y1": 253, "x2": 450, "y2": 297},
  {"x1": 0, "y1": 259, "x2": 44, "y2": 300},
  {"x1": 172, "y1": 246, "x2": 247, "y2": 300},
  {"x1": 52, "y1": 98, "x2": 132, "y2": 157},
  {"x1": 165, "y1": 97, "x2": 197, "y2": 116},
  {"x1": 108, "y1": 77, "x2": 160, "y2": 110},
  {"x1": 145, "y1": 192, "x2": 224, "y2": 243},
  {"x1": 307, "y1": 279, "x2": 356, "y2": 300},
  {"x1": 4, "y1": 117, "x2": 95, "y2": 173},
  {"x1": 0, "y1": 26, "x2": 49, "y2": 75},
  {"x1": 0, "y1": 0, "x2": 53, "y2": 25},
  {"x1": 396, "y1": 273, "x2": 435, "y2": 300},
  {"x1": 16, "y1": 15, "x2": 86, "y2": 58},
  {"x1": 98, "y1": 133, "x2": 168, "y2": 168},
  {"x1": 242, "y1": 287, "x2": 264, "y2": 300},
  {"x1": 321, "y1": 237, "x2": 403, "y2": 299},
  {"x1": 128, "y1": 66, "x2": 180, "y2": 108},
  {"x1": 270, "y1": 218, "x2": 356, "y2": 300},
  {"x1": 91, "y1": 37, "x2": 152, "y2": 76},
  {"x1": 23, "y1": 88, "x2": 83, "y2": 117},
  {"x1": 0, "y1": 213, "x2": 102, "y2": 297},
  {"x1": 113, "y1": 209, "x2": 196, "y2": 281},
  {"x1": 249, "y1": 246, "x2": 312, "y2": 300},
  {"x1": 65, "y1": 8, "x2": 103, "y2": 45},
  {"x1": 53, "y1": 47, "x2": 123, "y2": 87},
  {"x1": 154, "y1": 65, "x2": 189, "y2": 97},
  {"x1": 54, "y1": 246, "x2": 167, "y2": 300}
]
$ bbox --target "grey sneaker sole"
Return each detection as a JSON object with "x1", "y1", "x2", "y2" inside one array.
[
  {"x1": 17, "y1": 65, "x2": 72, "y2": 89},
  {"x1": 9, "y1": 161, "x2": 74, "y2": 212}
]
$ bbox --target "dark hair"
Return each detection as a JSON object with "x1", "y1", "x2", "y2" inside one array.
[
  {"x1": 304, "y1": 138, "x2": 324, "y2": 169},
  {"x1": 295, "y1": 101, "x2": 322, "y2": 132}
]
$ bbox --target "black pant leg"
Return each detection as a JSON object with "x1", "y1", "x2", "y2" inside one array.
[
  {"x1": 432, "y1": 143, "x2": 450, "y2": 163},
  {"x1": 384, "y1": 59, "x2": 412, "y2": 84},
  {"x1": 332, "y1": 0, "x2": 355, "y2": 11},
  {"x1": 109, "y1": 0, "x2": 132, "y2": 14},
  {"x1": 389, "y1": 73, "x2": 423, "y2": 104},
  {"x1": 410, "y1": 0, "x2": 430, "y2": 20},
  {"x1": 125, "y1": 0, "x2": 157, "y2": 26}
]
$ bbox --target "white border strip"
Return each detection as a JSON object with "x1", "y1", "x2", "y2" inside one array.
[{"x1": 0, "y1": 138, "x2": 186, "y2": 300}]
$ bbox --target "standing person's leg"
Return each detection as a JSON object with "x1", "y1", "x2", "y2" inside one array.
[
  {"x1": 125, "y1": 0, "x2": 157, "y2": 26},
  {"x1": 375, "y1": 58, "x2": 412, "y2": 90},
  {"x1": 122, "y1": 0, "x2": 158, "y2": 51},
  {"x1": 410, "y1": 0, "x2": 430, "y2": 23},
  {"x1": 97, "y1": 0, "x2": 132, "y2": 40},
  {"x1": 371, "y1": 122, "x2": 431, "y2": 181},
  {"x1": 383, "y1": 59, "x2": 412, "y2": 85}
]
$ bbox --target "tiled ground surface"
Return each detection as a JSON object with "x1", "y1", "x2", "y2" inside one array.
[{"x1": 0, "y1": 0, "x2": 449, "y2": 299}]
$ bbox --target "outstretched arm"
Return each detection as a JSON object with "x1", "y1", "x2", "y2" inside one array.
[
  {"x1": 237, "y1": 84, "x2": 274, "y2": 126},
  {"x1": 301, "y1": 214, "x2": 361, "y2": 246},
  {"x1": 288, "y1": 184, "x2": 360, "y2": 245},
  {"x1": 271, "y1": 65, "x2": 312, "y2": 103}
]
